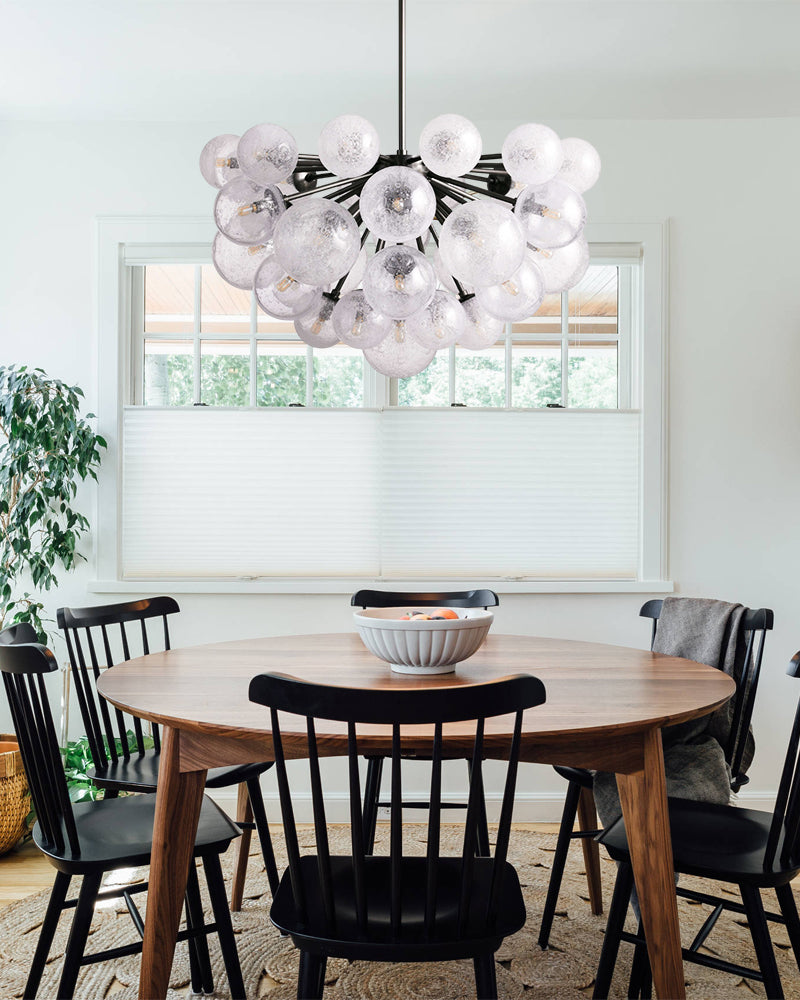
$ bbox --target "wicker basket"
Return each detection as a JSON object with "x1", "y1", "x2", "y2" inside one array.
[{"x1": 0, "y1": 734, "x2": 29, "y2": 855}]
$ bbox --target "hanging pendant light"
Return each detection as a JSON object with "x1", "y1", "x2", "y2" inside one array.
[{"x1": 200, "y1": 0, "x2": 600, "y2": 377}]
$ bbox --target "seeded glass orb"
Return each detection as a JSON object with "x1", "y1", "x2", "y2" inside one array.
[
  {"x1": 476, "y1": 258, "x2": 545, "y2": 321},
  {"x1": 364, "y1": 322, "x2": 435, "y2": 377},
  {"x1": 254, "y1": 254, "x2": 324, "y2": 319},
  {"x1": 419, "y1": 114, "x2": 482, "y2": 178},
  {"x1": 212, "y1": 232, "x2": 271, "y2": 290},
  {"x1": 237, "y1": 123, "x2": 299, "y2": 185},
  {"x1": 359, "y1": 166, "x2": 436, "y2": 242},
  {"x1": 458, "y1": 297, "x2": 505, "y2": 350},
  {"x1": 430, "y1": 246, "x2": 459, "y2": 295},
  {"x1": 515, "y1": 180, "x2": 586, "y2": 249},
  {"x1": 199, "y1": 133, "x2": 241, "y2": 188},
  {"x1": 272, "y1": 198, "x2": 361, "y2": 286},
  {"x1": 318, "y1": 114, "x2": 380, "y2": 178},
  {"x1": 295, "y1": 295, "x2": 340, "y2": 347},
  {"x1": 362, "y1": 245, "x2": 436, "y2": 319},
  {"x1": 339, "y1": 247, "x2": 368, "y2": 295},
  {"x1": 557, "y1": 137, "x2": 601, "y2": 193},
  {"x1": 502, "y1": 123, "x2": 563, "y2": 186},
  {"x1": 214, "y1": 177, "x2": 284, "y2": 245},
  {"x1": 439, "y1": 200, "x2": 526, "y2": 288},
  {"x1": 405, "y1": 291, "x2": 466, "y2": 350},
  {"x1": 529, "y1": 236, "x2": 590, "y2": 293},
  {"x1": 332, "y1": 290, "x2": 391, "y2": 348}
]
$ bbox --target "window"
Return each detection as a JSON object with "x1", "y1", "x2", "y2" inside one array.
[{"x1": 96, "y1": 218, "x2": 668, "y2": 592}]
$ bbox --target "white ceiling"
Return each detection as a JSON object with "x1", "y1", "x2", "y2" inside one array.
[{"x1": 2, "y1": 1, "x2": 799, "y2": 124}]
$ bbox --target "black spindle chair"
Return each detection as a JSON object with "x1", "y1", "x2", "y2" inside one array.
[
  {"x1": 57, "y1": 597, "x2": 280, "y2": 910},
  {"x1": 351, "y1": 589, "x2": 499, "y2": 855},
  {"x1": 538, "y1": 599, "x2": 773, "y2": 949},
  {"x1": 594, "y1": 647, "x2": 800, "y2": 1000},
  {"x1": 249, "y1": 668, "x2": 545, "y2": 1000},
  {"x1": 0, "y1": 630, "x2": 245, "y2": 999}
]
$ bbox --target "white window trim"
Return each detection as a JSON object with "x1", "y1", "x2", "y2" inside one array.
[{"x1": 95, "y1": 215, "x2": 671, "y2": 595}]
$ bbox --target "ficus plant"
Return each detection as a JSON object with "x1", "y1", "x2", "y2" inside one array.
[{"x1": 0, "y1": 365, "x2": 106, "y2": 640}]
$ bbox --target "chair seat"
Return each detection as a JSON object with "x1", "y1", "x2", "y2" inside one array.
[
  {"x1": 270, "y1": 855, "x2": 526, "y2": 962},
  {"x1": 90, "y1": 749, "x2": 271, "y2": 793},
  {"x1": 599, "y1": 796, "x2": 800, "y2": 887},
  {"x1": 35, "y1": 792, "x2": 241, "y2": 875},
  {"x1": 552, "y1": 765, "x2": 593, "y2": 787}
]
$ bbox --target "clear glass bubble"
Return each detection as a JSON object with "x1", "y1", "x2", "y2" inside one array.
[
  {"x1": 254, "y1": 254, "x2": 324, "y2": 319},
  {"x1": 458, "y1": 297, "x2": 506, "y2": 349},
  {"x1": 318, "y1": 114, "x2": 380, "y2": 178},
  {"x1": 438, "y1": 200, "x2": 526, "y2": 288},
  {"x1": 199, "y1": 133, "x2": 241, "y2": 188},
  {"x1": 419, "y1": 114, "x2": 482, "y2": 178},
  {"x1": 364, "y1": 321, "x2": 435, "y2": 377},
  {"x1": 405, "y1": 290, "x2": 466, "y2": 349},
  {"x1": 557, "y1": 137, "x2": 601, "y2": 193},
  {"x1": 502, "y1": 123, "x2": 563, "y2": 186},
  {"x1": 332, "y1": 290, "x2": 392, "y2": 348},
  {"x1": 272, "y1": 198, "x2": 361, "y2": 286},
  {"x1": 214, "y1": 176, "x2": 284, "y2": 245},
  {"x1": 362, "y1": 245, "x2": 436, "y2": 319},
  {"x1": 294, "y1": 295, "x2": 340, "y2": 348},
  {"x1": 211, "y1": 232, "x2": 271, "y2": 290},
  {"x1": 529, "y1": 236, "x2": 590, "y2": 293},
  {"x1": 430, "y1": 245, "x2": 460, "y2": 295},
  {"x1": 515, "y1": 179, "x2": 586, "y2": 249},
  {"x1": 237, "y1": 123, "x2": 299, "y2": 185},
  {"x1": 359, "y1": 166, "x2": 436, "y2": 242},
  {"x1": 476, "y1": 258, "x2": 545, "y2": 321}
]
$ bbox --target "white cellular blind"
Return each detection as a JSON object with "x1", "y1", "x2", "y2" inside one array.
[{"x1": 122, "y1": 408, "x2": 640, "y2": 580}]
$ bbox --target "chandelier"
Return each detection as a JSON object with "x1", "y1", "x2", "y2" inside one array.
[{"x1": 199, "y1": 0, "x2": 600, "y2": 378}]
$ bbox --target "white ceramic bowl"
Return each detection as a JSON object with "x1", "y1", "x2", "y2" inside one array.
[{"x1": 353, "y1": 607, "x2": 494, "y2": 674}]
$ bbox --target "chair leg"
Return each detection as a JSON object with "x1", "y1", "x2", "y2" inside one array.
[
  {"x1": 776, "y1": 883, "x2": 800, "y2": 973},
  {"x1": 25, "y1": 870, "x2": 71, "y2": 999},
  {"x1": 230, "y1": 781, "x2": 253, "y2": 911},
  {"x1": 185, "y1": 861, "x2": 214, "y2": 996},
  {"x1": 362, "y1": 756, "x2": 383, "y2": 854},
  {"x1": 246, "y1": 775, "x2": 281, "y2": 900},
  {"x1": 203, "y1": 852, "x2": 245, "y2": 999},
  {"x1": 627, "y1": 920, "x2": 652, "y2": 999},
  {"x1": 740, "y1": 883, "x2": 783, "y2": 999},
  {"x1": 577, "y1": 785, "x2": 603, "y2": 915},
  {"x1": 297, "y1": 951, "x2": 327, "y2": 1000},
  {"x1": 57, "y1": 870, "x2": 103, "y2": 1000},
  {"x1": 473, "y1": 954, "x2": 498, "y2": 1000},
  {"x1": 539, "y1": 778, "x2": 582, "y2": 949},
  {"x1": 592, "y1": 860, "x2": 634, "y2": 1000}
]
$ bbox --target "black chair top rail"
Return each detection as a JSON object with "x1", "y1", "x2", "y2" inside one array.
[
  {"x1": 0, "y1": 621, "x2": 38, "y2": 645},
  {"x1": 351, "y1": 589, "x2": 499, "y2": 610},
  {"x1": 57, "y1": 596, "x2": 179, "y2": 631}
]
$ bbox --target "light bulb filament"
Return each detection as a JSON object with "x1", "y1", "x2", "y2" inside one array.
[
  {"x1": 351, "y1": 311, "x2": 365, "y2": 337},
  {"x1": 311, "y1": 318, "x2": 324, "y2": 335},
  {"x1": 391, "y1": 196, "x2": 406, "y2": 213},
  {"x1": 394, "y1": 273, "x2": 406, "y2": 291},
  {"x1": 538, "y1": 205, "x2": 561, "y2": 220},
  {"x1": 276, "y1": 275, "x2": 296, "y2": 293},
  {"x1": 393, "y1": 321, "x2": 406, "y2": 343},
  {"x1": 247, "y1": 245, "x2": 267, "y2": 256},
  {"x1": 215, "y1": 156, "x2": 239, "y2": 169},
  {"x1": 238, "y1": 198, "x2": 272, "y2": 217},
  {"x1": 502, "y1": 280, "x2": 520, "y2": 296}
]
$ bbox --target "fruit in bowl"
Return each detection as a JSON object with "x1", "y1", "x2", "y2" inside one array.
[{"x1": 398, "y1": 608, "x2": 460, "y2": 621}]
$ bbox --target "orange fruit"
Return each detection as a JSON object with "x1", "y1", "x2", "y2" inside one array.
[{"x1": 429, "y1": 608, "x2": 459, "y2": 620}]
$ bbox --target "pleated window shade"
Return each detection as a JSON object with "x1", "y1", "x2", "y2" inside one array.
[{"x1": 122, "y1": 407, "x2": 640, "y2": 580}]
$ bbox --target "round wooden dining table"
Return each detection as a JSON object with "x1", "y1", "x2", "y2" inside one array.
[{"x1": 97, "y1": 631, "x2": 736, "y2": 1000}]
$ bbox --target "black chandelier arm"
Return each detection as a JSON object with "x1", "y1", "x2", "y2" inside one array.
[
  {"x1": 284, "y1": 172, "x2": 373, "y2": 203},
  {"x1": 478, "y1": 153, "x2": 504, "y2": 162},
  {"x1": 429, "y1": 172, "x2": 516, "y2": 205}
]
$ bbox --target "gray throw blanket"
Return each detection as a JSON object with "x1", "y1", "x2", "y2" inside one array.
[{"x1": 593, "y1": 597, "x2": 754, "y2": 828}]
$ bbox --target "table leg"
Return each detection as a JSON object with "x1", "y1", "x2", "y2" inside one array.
[
  {"x1": 139, "y1": 726, "x2": 207, "y2": 1000},
  {"x1": 616, "y1": 729, "x2": 684, "y2": 1000}
]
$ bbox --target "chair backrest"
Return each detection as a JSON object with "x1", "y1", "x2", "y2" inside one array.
[
  {"x1": 351, "y1": 589, "x2": 499, "y2": 610},
  {"x1": 640, "y1": 599, "x2": 773, "y2": 791},
  {"x1": 0, "y1": 630, "x2": 80, "y2": 855},
  {"x1": 766, "y1": 652, "x2": 800, "y2": 867},
  {"x1": 0, "y1": 622, "x2": 38, "y2": 645},
  {"x1": 57, "y1": 597, "x2": 180, "y2": 769},
  {"x1": 249, "y1": 671, "x2": 545, "y2": 941}
]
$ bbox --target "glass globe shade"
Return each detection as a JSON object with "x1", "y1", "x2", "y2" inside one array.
[
  {"x1": 318, "y1": 114, "x2": 380, "y2": 178},
  {"x1": 419, "y1": 114, "x2": 482, "y2": 178},
  {"x1": 557, "y1": 137, "x2": 601, "y2": 193},
  {"x1": 339, "y1": 247, "x2": 368, "y2": 295},
  {"x1": 502, "y1": 123, "x2": 563, "y2": 186},
  {"x1": 364, "y1": 322, "x2": 435, "y2": 377},
  {"x1": 214, "y1": 176, "x2": 284, "y2": 246},
  {"x1": 405, "y1": 291, "x2": 466, "y2": 350},
  {"x1": 199, "y1": 133, "x2": 241, "y2": 188},
  {"x1": 359, "y1": 166, "x2": 436, "y2": 242},
  {"x1": 362, "y1": 245, "x2": 436, "y2": 319},
  {"x1": 211, "y1": 232, "x2": 271, "y2": 290},
  {"x1": 458, "y1": 297, "x2": 506, "y2": 350},
  {"x1": 430, "y1": 245, "x2": 459, "y2": 295},
  {"x1": 332, "y1": 290, "x2": 391, "y2": 348},
  {"x1": 237, "y1": 123, "x2": 299, "y2": 185},
  {"x1": 254, "y1": 254, "x2": 324, "y2": 319},
  {"x1": 515, "y1": 180, "x2": 586, "y2": 249},
  {"x1": 272, "y1": 198, "x2": 361, "y2": 286},
  {"x1": 476, "y1": 258, "x2": 545, "y2": 321},
  {"x1": 529, "y1": 236, "x2": 590, "y2": 293},
  {"x1": 294, "y1": 295, "x2": 340, "y2": 348},
  {"x1": 438, "y1": 200, "x2": 526, "y2": 288}
]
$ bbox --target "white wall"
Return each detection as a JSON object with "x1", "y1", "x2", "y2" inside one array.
[{"x1": 1, "y1": 115, "x2": 799, "y2": 817}]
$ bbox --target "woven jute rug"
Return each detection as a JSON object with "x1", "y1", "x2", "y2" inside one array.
[{"x1": 1, "y1": 825, "x2": 798, "y2": 999}]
